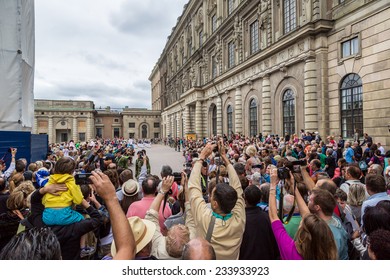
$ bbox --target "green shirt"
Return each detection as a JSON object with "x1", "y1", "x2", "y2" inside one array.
[{"x1": 283, "y1": 215, "x2": 302, "y2": 239}]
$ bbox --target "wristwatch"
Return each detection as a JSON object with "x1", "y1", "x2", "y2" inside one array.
[{"x1": 158, "y1": 189, "x2": 167, "y2": 195}]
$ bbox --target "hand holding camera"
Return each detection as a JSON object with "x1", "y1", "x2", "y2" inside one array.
[{"x1": 161, "y1": 175, "x2": 174, "y2": 194}]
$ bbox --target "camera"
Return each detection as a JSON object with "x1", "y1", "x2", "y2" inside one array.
[
  {"x1": 252, "y1": 164, "x2": 263, "y2": 169},
  {"x1": 277, "y1": 167, "x2": 290, "y2": 180},
  {"x1": 292, "y1": 160, "x2": 307, "y2": 173},
  {"x1": 172, "y1": 172, "x2": 182, "y2": 184},
  {"x1": 75, "y1": 173, "x2": 93, "y2": 185}
]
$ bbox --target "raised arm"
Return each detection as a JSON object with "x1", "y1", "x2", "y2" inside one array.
[
  {"x1": 268, "y1": 168, "x2": 280, "y2": 223},
  {"x1": 90, "y1": 171, "x2": 136, "y2": 260},
  {"x1": 300, "y1": 165, "x2": 315, "y2": 191}
]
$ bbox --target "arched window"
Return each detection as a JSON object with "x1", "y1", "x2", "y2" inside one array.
[
  {"x1": 283, "y1": 90, "x2": 295, "y2": 135},
  {"x1": 227, "y1": 105, "x2": 233, "y2": 136},
  {"x1": 340, "y1": 73, "x2": 363, "y2": 138},
  {"x1": 249, "y1": 99, "x2": 258, "y2": 137},
  {"x1": 212, "y1": 106, "x2": 217, "y2": 136},
  {"x1": 142, "y1": 124, "x2": 148, "y2": 139}
]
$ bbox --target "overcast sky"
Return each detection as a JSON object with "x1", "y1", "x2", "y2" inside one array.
[{"x1": 34, "y1": 0, "x2": 188, "y2": 110}]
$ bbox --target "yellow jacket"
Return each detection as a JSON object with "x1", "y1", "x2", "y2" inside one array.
[{"x1": 42, "y1": 174, "x2": 83, "y2": 208}]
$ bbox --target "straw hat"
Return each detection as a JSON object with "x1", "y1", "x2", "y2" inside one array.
[
  {"x1": 121, "y1": 179, "x2": 139, "y2": 197},
  {"x1": 111, "y1": 217, "x2": 156, "y2": 256}
]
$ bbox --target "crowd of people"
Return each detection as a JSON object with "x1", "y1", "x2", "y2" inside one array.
[{"x1": 0, "y1": 130, "x2": 389, "y2": 260}]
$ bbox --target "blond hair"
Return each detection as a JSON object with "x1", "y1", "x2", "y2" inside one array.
[{"x1": 6, "y1": 181, "x2": 35, "y2": 210}]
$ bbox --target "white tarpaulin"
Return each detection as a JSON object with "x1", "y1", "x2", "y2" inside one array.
[{"x1": 0, "y1": 0, "x2": 35, "y2": 131}]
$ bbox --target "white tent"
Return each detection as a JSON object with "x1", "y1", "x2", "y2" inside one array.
[{"x1": 0, "y1": 0, "x2": 35, "y2": 131}]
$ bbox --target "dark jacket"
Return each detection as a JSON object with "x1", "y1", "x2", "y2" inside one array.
[
  {"x1": 239, "y1": 207, "x2": 280, "y2": 260},
  {"x1": 29, "y1": 190, "x2": 103, "y2": 260}
]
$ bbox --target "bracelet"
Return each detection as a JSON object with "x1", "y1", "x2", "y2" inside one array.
[{"x1": 158, "y1": 189, "x2": 166, "y2": 195}]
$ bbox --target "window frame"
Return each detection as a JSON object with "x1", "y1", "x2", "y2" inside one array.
[
  {"x1": 227, "y1": 0, "x2": 234, "y2": 16},
  {"x1": 282, "y1": 89, "x2": 295, "y2": 136},
  {"x1": 212, "y1": 106, "x2": 217, "y2": 136},
  {"x1": 249, "y1": 99, "x2": 258, "y2": 137},
  {"x1": 228, "y1": 41, "x2": 235, "y2": 68},
  {"x1": 283, "y1": 0, "x2": 297, "y2": 34},
  {"x1": 227, "y1": 105, "x2": 233, "y2": 136},
  {"x1": 341, "y1": 37, "x2": 359, "y2": 58},
  {"x1": 250, "y1": 20, "x2": 259, "y2": 54},
  {"x1": 340, "y1": 73, "x2": 363, "y2": 139}
]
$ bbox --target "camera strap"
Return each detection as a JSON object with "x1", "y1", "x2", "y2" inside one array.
[
  {"x1": 283, "y1": 180, "x2": 297, "y2": 225},
  {"x1": 205, "y1": 215, "x2": 216, "y2": 242},
  {"x1": 162, "y1": 191, "x2": 172, "y2": 220},
  {"x1": 278, "y1": 180, "x2": 284, "y2": 221}
]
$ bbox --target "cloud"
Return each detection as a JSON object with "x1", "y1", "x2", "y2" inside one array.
[
  {"x1": 109, "y1": 0, "x2": 185, "y2": 38},
  {"x1": 34, "y1": 0, "x2": 188, "y2": 109}
]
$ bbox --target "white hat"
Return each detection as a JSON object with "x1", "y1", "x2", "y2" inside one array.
[
  {"x1": 111, "y1": 217, "x2": 155, "y2": 255},
  {"x1": 121, "y1": 179, "x2": 139, "y2": 197}
]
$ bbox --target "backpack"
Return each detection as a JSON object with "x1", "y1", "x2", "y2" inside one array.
[
  {"x1": 359, "y1": 160, "x2": 368, "y2": 171},
  {"x1": 336, "y1": 204, "x2": 360, "y2": 260}
]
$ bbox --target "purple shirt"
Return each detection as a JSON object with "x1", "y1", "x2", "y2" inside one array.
[{"x1": 271, "y1": 220, "x2": 303, "y2": 260}]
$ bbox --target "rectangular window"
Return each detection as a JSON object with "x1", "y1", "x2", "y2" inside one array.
[
  {"x1": 78, "y1": 133, "x2": 86, "y2": 141},
  {"x1": 113, "y1": 128, "x2": 120, "y2": 138},
  {"x1": 211, "y1": 14, "x2": 217, "y2": 33},
  {"x1": 228, "y1": 0, "x2": 234, "y2": 15},
  {"x1": 250, "y1": 20, "x2": 259, "y2": 54},
  {"x1": 342, "y1": 37, "x2": 359, "y2": 58},
  {"x1": 199, "y1": 31, "x2": 203, "y2": 47},
  {"x1": 129, "y1": 133, "x2": 135, "y2": 139},
  {"x1": 212, "y1": 56, "x2": 217, "y2": 78},
  {"x1": 128, "y1": 122, "x2": 135, "y2": 128},
  {"x1": 284, "y1": 0, "x2": 296, "y2": 34},
  {"x1": 154, "y1": 133, "x2": 159, "y2": 139},
  {"x1": 114, "y1": 118, "x2": 119, "y2": 123},
  {"x1": 154, "y1": 122, "x2": 160, "y2": 128},
  {"x1": 228, "y1": 42, "x2": 235, "y2": 68},
  {"x1": 96, "y1": 128, "x2": 102, "y2": 138}
]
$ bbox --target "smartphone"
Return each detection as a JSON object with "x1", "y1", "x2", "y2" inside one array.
[{"x1": 75, "y1": 173, "x2": 92, "y2": 185}]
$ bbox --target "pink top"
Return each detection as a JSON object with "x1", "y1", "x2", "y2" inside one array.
[
  {"x1": 271, "y1": 220, "x2": 303, "y2": 260},
  {"x1": 127, "y1": 196, "x2": 172, "y2": 234}
]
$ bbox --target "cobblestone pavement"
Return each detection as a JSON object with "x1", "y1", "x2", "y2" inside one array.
[{"x1": 131, "y1": 144, "x2": 186, "y2": 176}]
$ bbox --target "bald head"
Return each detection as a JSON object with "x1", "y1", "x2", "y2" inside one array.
[{"x1": 182, "y1": 238, "x2": 216, "y2": 260}]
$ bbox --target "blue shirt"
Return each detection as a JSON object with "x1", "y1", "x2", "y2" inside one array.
[
  {"x1": 361, "y1": 192, "x2": 390, "y2": 225},
  {"x1": 345, "y1": 147, "x2": 354, "y2": 163},
  {"x1": 327, "y1": 216, "x2": 349, "y2": 260}
]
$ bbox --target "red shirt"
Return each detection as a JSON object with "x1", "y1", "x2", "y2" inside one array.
[{"x1": 127, "y1": 196, "x2": 172, "y2": 234}]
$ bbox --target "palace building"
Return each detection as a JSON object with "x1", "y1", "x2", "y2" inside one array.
[{"x1": 150, "y1": 0, "x2": 390, "y2": 147}]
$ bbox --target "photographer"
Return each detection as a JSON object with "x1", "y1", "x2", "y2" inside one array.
[
  {"x1": 0, "y1": 148, "x2": 17, "y2": 181},
  {"x1": 135, "y1": 150, "x2": 150, "y2": 180},
  {"x1": 187, "y1": 140, "x2": 245, "y2": 260}
]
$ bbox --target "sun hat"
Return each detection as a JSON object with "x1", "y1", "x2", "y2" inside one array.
[
  {"x1": 121, "y1": 179, "x2": 139, "y2": 197},
  {"x1": 111, "y1": 217, "x2": 156, "y2": 256}
]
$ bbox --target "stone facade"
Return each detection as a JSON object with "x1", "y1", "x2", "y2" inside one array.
[
  {"x1": 34, "y1": 101, "x2": 161, "y2": 143},
  {"x1": 149, "y1": 0, "x2": 390, "y2": 148},
  {"x1": 122, "y1": 107, "x2": 162, "y2": 140},
  {"x1": 95, "y1": 107, "x2": 123, "y2": 139},
  {"x1": 34, "y1": 100, "x2": 95, "y2": 144}
]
